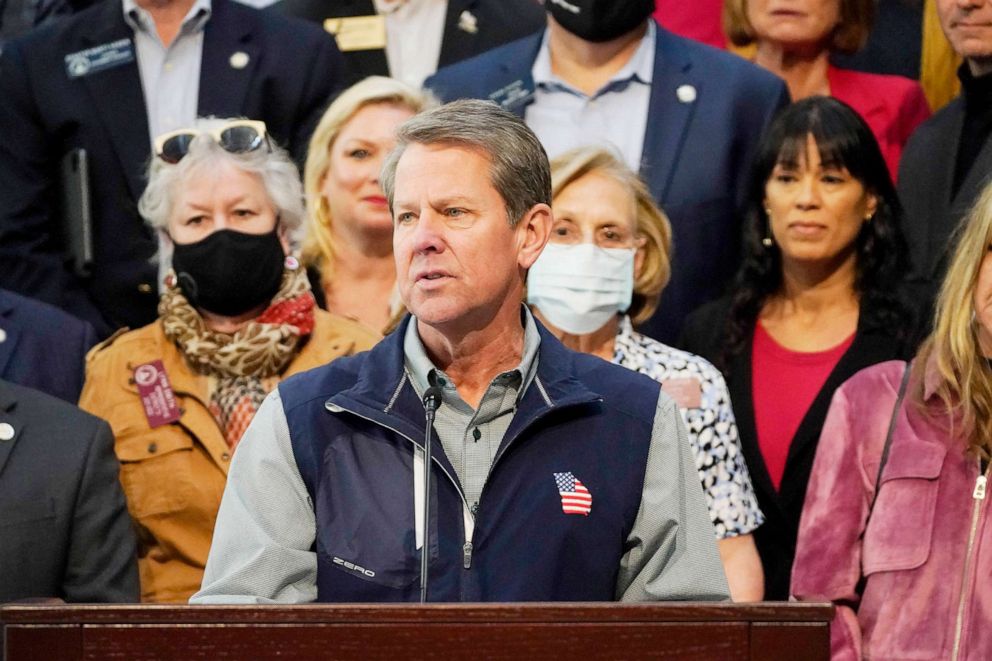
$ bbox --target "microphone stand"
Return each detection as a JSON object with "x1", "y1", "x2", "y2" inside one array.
[{"x1": 420, "y1": 384, "x2": 442, "y2": 603}]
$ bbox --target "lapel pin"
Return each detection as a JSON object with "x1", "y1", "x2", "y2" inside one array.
[
  {"x1": 0, "y1": 422, "x2": 15, "y2": 441},
  {"x1": 229, "y1": 51, "x2": 250, "y2": 70},
  {"x1": 458, "y1": 10, "x2": 478, "y2": 34},
  {"x1": 0, "y1": 328, "x2": 6, "y2": 343},
  {"x1": 676, "y1": 84, "x2": 697, "y2": 104}
]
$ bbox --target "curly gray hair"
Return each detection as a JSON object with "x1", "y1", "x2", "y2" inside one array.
[{"x1": 139, "y1": 117, "x2": 305, "y2": 269}]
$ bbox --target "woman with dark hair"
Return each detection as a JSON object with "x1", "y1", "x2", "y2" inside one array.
[{"x1": 681, "y1": 95, "x2": 919, "y2": 599}]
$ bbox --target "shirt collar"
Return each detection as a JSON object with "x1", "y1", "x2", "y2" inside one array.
[
  {"x1": 403, "y1": 306, "x2": 542, "y2": 404},
  {"x1": 123, "y1": 0, "x2": 212, "y2": 36},
  {"x1": 531, "y1": 20, "x2": 655, "y2": 94}
]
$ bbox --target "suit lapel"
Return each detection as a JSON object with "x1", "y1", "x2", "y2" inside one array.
[
  {"x1": 0, "y1": 384, "x2": 24, "y2": 480},
  {"x1": 77, "y1": 1, "x2": 150, "y2": 202},
  {"x1": 481, "y1": 32, "x2": 542, "y2": 118},
  {"x1": 950, "y1": 116, "x2": 992, "y2": 231},
  {"x1": 640, "y1": 24, "x2": 699, "y2": 204},
  {"x1": 0, "y1": 295, "x2": 22, "y2": 378},
  {"x1": 438, "y1": 0, "x2": 476, "y2": 68},
  {"x1": 198, "y1": 0, "x2": 259, "y2": 118},
  {"x1": 927, "y1": 105, "x2": 965, "y2": 278},
  {"x1": 777, "y1": 331, "x2": 898, "y2": 510},
  {"x1": 729, "y1": 332, "x2": 781, "y2": 515}
]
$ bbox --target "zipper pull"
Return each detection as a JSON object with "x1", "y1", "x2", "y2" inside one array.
[
  {"x1": 463, "y1": 541, "x2": 473, "y2": 569},
  {"x1": 974, "y1": 475, "x2": 987, "y2": 500}
]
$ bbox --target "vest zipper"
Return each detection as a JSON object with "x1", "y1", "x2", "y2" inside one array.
[
  {"x1": 325, "y1": 402, "x2": 476, "y2": 568},
  {"x1": 951, "y1": 460, "x2": 989, "y2": 661}
]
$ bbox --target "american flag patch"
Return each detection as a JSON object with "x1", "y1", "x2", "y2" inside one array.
[{"x1": 554, "y1": 472, "x2": 592, "y2": 516}]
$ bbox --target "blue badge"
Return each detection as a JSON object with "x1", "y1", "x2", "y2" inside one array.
[
  {"x1": 64, "y1": 38, "x2": 135, "y2": 79},
  {"x1": 487, "y1": 78, "x2": 535, "y2": 112}
]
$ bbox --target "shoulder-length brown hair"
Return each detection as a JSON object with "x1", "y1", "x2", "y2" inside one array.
[{"x1": 723, "y1": 0, "x2": 874, "y2": 54}]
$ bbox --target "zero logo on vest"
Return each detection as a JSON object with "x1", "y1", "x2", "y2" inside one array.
[{"x1": 332, "y1": 556, "x2": 376, "y2": 578}]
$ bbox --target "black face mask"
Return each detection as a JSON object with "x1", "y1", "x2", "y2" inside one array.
[
  {"x1": 171, "y1": 228, "x2": 285, "y2": 317},
  {"x1": 546, "y1": 0, "x2": 655, "y2": 43}
]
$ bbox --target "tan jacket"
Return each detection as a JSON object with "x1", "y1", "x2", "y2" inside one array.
[{"x1": 79, "y1": 311, "x2": 378, "y2": 603}]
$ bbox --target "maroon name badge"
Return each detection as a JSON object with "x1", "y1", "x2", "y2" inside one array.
[
  {"x1": 661, "y1": 377, "x2": 703, "y2": 410},
  {"x1": 134, "y1": 360, "x2": 181, "y2": 428}
]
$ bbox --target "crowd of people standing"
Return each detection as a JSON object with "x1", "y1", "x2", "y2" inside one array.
[{"x1": 1, "y1": 1, "x2": 992, "y2": 658}]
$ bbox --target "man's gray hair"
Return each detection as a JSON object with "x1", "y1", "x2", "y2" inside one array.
[
  {"x1": 380, "y1": 99, "x2": 551, "y2": 226},
  {"x1": 139, "y1": 117, "x2": 305, "y2": 239}
]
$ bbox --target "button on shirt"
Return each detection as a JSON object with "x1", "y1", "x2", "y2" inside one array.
[
  {"x1": 402, "y1": 309, "x2": 541, "y2": 512},
  {"x1": 525, "y1": 20, "x2": 655, "y2": 172},
  {"x1": 123, "y1": 0, "x2": 211, "y2": 145}
]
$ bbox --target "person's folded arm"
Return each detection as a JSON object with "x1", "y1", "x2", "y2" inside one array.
[{"x1": 616, "y1": 392, "x2": 730, "y2": 602}]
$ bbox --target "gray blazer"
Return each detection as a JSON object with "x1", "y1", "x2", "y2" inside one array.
[{"x1": 0, "y1": 379, "x2": 138, "y2": 602}]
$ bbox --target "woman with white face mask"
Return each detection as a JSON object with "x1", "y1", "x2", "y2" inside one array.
[{"x1": 527, "y1": 146, "x2": 766, "y2": 601}]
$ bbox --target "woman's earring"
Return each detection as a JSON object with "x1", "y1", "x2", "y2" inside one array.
[
  {"x1": 762, "y1": 235, "x2": 773, "y2": 248},
  {"x1": 762, "y1": 208, "x2": 773, "y2": 247}
]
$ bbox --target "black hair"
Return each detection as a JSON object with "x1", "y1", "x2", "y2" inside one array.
[{"x1": 721, "y1": 96, "x2": 912, "y2": 371}]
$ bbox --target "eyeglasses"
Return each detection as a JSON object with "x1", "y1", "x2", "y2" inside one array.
[{"x1": 154, "y1": 120, "x2": 270, "y2": 164}]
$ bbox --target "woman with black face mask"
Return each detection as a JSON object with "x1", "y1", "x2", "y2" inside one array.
[{"x1": 78, "y1": 118, "x2": 379, "y2": 603}]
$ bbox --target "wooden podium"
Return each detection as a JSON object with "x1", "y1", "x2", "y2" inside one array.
[{"x1": 1, "y1": 602, "x2": 831, "y2": 660}]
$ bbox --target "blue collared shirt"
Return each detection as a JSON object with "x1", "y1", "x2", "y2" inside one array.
[
  {"x1": 525, "y1": 21, "x2": 655, "y2": 171},
  {"x1": 123, "y1": 0, "x2": 211, "y2": 145}
]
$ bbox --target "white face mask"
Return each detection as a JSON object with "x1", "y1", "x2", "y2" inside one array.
[{"x1": 527, "y1": 242, "x2": 635, "y2": 335}]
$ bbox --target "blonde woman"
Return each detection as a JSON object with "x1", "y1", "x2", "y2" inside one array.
[
  {"x1": 302, "y1": 77, "x2": 434, "y2": 334},
  {"x1": 792, "y1": 181, "x2": 992, "y2": 659},
  {"x1": 527, "y1": 146, "x2": 766, "y2": 601}
]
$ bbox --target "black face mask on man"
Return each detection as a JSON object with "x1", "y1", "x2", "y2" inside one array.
[
  {"x1": 545, "y1": 0, "x2": 655, "y2": 43},
  {"x1": 170, "y1": 227, "x2": 286, "y2": 318}
]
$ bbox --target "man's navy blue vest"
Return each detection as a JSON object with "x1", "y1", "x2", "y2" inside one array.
[{"x1": 279, "y1": 316, "x2": 662, "y2": 602}]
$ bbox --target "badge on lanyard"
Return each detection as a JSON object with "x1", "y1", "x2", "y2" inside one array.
[
  {"x1": 134, "y1": 360, "x2": 182, "y2": 428},
  {"x1": 662, "y1": 377, "x2": 703, "y2": 410},
  {"x1": 64, "y1": 38, "x2": 135, "y2": 79}
]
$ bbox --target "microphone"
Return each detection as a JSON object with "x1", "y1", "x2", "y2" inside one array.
[{"x1": 420, "y1": 380, "x2": 443, "y2": 603}]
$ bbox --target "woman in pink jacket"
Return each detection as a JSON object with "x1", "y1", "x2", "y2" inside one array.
[{"x1": 792, "y1": 182, "x2": 992, "y2": 659}]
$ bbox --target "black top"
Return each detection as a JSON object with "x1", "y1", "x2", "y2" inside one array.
[
  {"x1": 954, "y1": 66, "x2": 992, "y2": 197},
  {"x1": 679, "y1": 296, "x2": 920, "y2": 599}
]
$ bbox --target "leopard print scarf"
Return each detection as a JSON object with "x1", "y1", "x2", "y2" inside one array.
[
  {"x1": 159, "y1": 264, "x2": 315, "y2": 379},
  {"x1": 160, "y1": 264, "x2": 316, "y2": 447}
]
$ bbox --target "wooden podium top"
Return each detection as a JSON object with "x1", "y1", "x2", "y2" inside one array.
[{"x1": 1, "y1": 602, "x2": 833, "y2": 661}]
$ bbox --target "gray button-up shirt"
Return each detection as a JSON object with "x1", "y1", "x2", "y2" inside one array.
[
  {"x1": 525, "y1": 20, "x2": 655, "y2": 172},
  {"x1": 402, "y1": 309, "x2": 541, "y2": 510},
  {"x1": 123, "y1": 0, "x2": 210, "y2": 144}
]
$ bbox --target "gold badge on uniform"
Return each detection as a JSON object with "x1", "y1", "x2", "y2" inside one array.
[{"x1": 324, "y1": 15, "x2": 387, "y2": 52}]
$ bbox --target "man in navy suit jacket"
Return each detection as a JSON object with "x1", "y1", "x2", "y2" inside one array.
[
  {"x1": 0, "y1": 288, "x2": 96, "y2": 404},
  {"x1": 426, "y1": 3, "x2": 788, "y2": 343},
  {"x1": 0, "y1": 0, "x2": 345, "y2": 337}
]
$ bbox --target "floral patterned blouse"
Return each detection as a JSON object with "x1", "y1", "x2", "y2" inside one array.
[{"x1": 613, "y1": 316, "x2": 763, "y2": 538}]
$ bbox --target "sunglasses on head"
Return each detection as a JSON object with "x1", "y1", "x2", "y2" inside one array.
[{"x1": 154, "y1": 120, "x2": 270, "y2": 164}]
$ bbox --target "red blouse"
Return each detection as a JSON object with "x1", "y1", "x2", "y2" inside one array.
[{"x1": 751, "y1": 322, "x2": 854, "y2": 491}]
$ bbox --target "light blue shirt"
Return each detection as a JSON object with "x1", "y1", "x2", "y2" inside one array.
[
  {"x1": 123, "y1": 0, "x2": 211, "y2": 145},
  {"x1": 525, "y1": 20, "x2": 655, "y2": 172}
]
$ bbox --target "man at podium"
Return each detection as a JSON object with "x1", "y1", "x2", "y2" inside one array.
[{"x1": 192, "y1": 100, "x2": 729, "y2": 604}]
